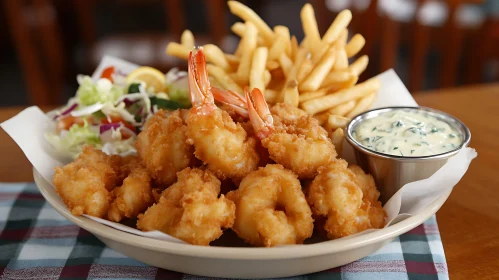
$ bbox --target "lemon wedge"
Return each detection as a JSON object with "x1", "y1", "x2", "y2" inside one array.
[{"x1": 126, "y1": 66, "x2": 166, "y2": 93}]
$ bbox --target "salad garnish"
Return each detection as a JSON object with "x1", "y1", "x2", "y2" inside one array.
[{"x1": 45, "y1": 65, "x2": 191, "y2": 159}]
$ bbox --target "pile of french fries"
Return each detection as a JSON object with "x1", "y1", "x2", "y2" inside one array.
[{"x1": 165, "y1": 1, "x2": 381, "y2": 152}]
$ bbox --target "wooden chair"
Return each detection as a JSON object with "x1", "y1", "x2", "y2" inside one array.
[
  {"x1": 380, "y1": 0, "x2": 486, "y2": 91},
  {"x1": 73, "y1": 0, "x2": 228, "y2": 73},
  {"x1": 4, "y1": 0, "x2": 65, "y2": 105},
  {"x1": 466, "y1": 17, "x2": 499, "y2": 83}
]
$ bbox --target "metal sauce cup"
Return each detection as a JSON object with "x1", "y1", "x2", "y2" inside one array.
[{"x1": 345, "y1": 106, "x2": 471, "y2": 203}]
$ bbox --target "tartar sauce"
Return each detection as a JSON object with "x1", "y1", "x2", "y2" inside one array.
[{"x1": 352, "y1": 109, "x2": 462, "y2": 157}]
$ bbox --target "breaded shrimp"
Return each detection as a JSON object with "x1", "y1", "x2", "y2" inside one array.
[
  {"x1": 185, "y1": 48, "x2": 259, "y2": 180},
  {"x1": 53, "y1": 146, "x2": 119, "y2": 217},
  {"x1": 137, "y1": 168, "x2": 235, "y2": 245},
  {"x1": 306, "y1": 159, "x2": 386, "y2": 239},
  {"x1": 270, "y1": 103, "x2": 308, "y2": 123},
  {"x1": 246, "y1": 88, "x2": 337, "y2": 179},
  {"x1": 227, "y1": 164, "x2": 313, "y2": 247},
  {"x1": 349, "y1": 165, "x2": 386, "y2": 229},
  {"x1": 135, "y1": 109, "x2": 195, "y2": 187},
  {"x1": 108, "y1": 166, "x2": 154, "y2": 222}
]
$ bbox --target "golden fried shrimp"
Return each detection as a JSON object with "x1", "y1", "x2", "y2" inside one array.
[
  {"x1": 306, "y1": 159, "x2": 386, "y2": 239},
  {"x1": 108, "y1": 166, "x2": 154, "y2": 222},
  {"x1": 185, "y1": 48, "x2": 259, "y2": 180},
  {"x1": 348, "y1": 165, "x2": 386, "y2": 229},
  {"x1": 137, "y1": 168, "x2": 235, "y2": 245},
  {"x1": 227, "y1": 164, "x2": 313, "y2": 247},
  {"x1": 135, "y1": 109, "x2": 195, "y2": 187},
  {"x1": 53, "y1": 146, "x2": 119, "y2": 217},
  {"x1": 114, "y1": 155, "x2": 142, "y2": 183},
  {"x1": 270, "y1": 103, "x2": 308, "y2": 123},
  {"x1": 246, "y1": 88, "x2": 337, "y2": 179}
]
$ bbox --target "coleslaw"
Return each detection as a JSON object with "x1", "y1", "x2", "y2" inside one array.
[{"x1": 45, "y1": 66, "x2": 190, "y2": 159}]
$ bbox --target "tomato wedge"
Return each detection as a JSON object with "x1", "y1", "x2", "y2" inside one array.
[
  {"x1": 101, "y1": 66, "x2": 115, "y2": 83},
  {"x1": 56, "y1": 115, "x2": 94, "y2": 133}
]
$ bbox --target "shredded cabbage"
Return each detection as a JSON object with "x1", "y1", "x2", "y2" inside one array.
[
  {"x1": 101, "y1": 137, "x2": 137, "y2": 156},
  {"x1": 76, "y1": 75, "x2": 125, "y2": 105},
  {"x1": 45, "y1": 120, "x2": 101, "y2": 158}
]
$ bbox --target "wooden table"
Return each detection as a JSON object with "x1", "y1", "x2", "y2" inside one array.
[{"x1": 0, "y1": 83, "x2": 498, "y2": 279}]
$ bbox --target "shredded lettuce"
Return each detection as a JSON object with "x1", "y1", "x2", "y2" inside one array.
[
  {"x1": 76, "y1": 75, "x2": 125, "y2": 106},
  {"x1": 45, "y1": 120, "x2": 101, "y2": 158},
  {"x1": 101, "y1": 137, "x2": 136, "y2": 156}
]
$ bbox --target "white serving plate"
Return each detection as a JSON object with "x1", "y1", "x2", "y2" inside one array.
[{"x1": 34, "y1": 168, "x2": 451, "y2": 278}]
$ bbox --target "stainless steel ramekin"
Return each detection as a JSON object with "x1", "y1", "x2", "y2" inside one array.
[{"x1": 345, "y1": 106, "x2": 471, "y2": 203}]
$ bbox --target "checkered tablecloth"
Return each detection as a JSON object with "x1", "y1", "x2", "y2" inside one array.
[{"x1": 0, "y1": 183, "x2": 448, "y2": 280}]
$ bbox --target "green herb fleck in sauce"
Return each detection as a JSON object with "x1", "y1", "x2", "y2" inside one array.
[{"x1": 353, "y1": 109, "x2": 463, "y2": 157}]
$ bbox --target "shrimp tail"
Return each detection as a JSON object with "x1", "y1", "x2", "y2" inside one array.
[
  {"x1": 188, "y1": 48, "x2": 217, "y2": 115},
  {"x1": 245, "y1": 87, "x2": 274, "y2": 139},
  {"x1": 212, "y1": 87, "x2": 249, "y2": 119}
]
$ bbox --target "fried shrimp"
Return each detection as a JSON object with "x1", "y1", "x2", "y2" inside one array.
[
  {"x1": 227, "y1": 164, "x2": 313, "y2": 247},
  {"x1": 246, "y1": 88, "x2": 337, "y2": 179},
  {"x1": 270, "y1": 103, "x2": 308, "y2": 123},
  {"x1": 137, "y1": 168, "x2": 235, "y2": 245},
  {"x1": 185, "y1": 48, "x2": 259, "y2": 180},
  {"x1": 135, "y1": 109, "x2": 195, "y2": 187},
  {"x1": 108, "y1": 165, "x2": 154, "y2": 223},
  {"x1": 306, "y1": 159, "x2": 386, "y2": 239},
  {"x1": 53, "y1": 146, "x2": 120, "y2": 217}
]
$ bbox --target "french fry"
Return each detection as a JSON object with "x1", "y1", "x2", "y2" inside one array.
[
  {"x1": 301, "y1": 77, "x2": 381, "y2": 115},
  {"x1": 345, "y1": 92, "x2": 376, "y2": 118},
  {"x1": 313, "y1": 111, "x2": 330, "y2": 126},
  {"x1": 165, "y1": 42, "x2": 190, "y2": 60},
  {"x1": 207, "y1": 64, "x2": 243, "y2": 93},
  {"x1": 300, "y1": 3, "x2": 321, "y2": 55},
  {"x1": 203, "y1": 44, "x2": 230, "y2": 70},
  {"x1": 231, "y1": 22, "x2": 246, "y2": 37},
  {"x1": 322, "y1": 9, "x2": 352, "y2": 44},
  {"x1": 331, "y1": 128, "x2": 345, "y2": 155},
  {"x1": 266, "y1": 60, "x2": 279, "y2": 70},
  {"x1": 298, "y1": 90, "x2": 327, "y2": 103},
  {"x1": 264, "y1": 70, "x2": 271, "y2": 87},
  {"x1": 278, "y1": 53, "x2": 293, "y2": 78},
  {"x1": 300, "y1": 46, "x2": 337, "y2": 92},
  {"x1": 349, "y1": 55, "x2": 369, "y2": 76},
  {"x1": 282, "y1": 79, "x2": 299, "y2": 107},
  {"x1": 332, "y1": 49, "x2": 348, "y2": 71},
  {"x1": 278, "y1": 47, "x2": 308, "y2": 102},
  {"x1": 268, "y1": 35, "x2": 288, "y2": 61},
  {"x1": 335, "y1": 28, "x2": 348, "y2": 48},
  {"x1": 232, "y1": 22, "x2": 265, "y2": 46},
  {"x1": 328, "y1": 100, "x2": 356, "y2": 116},
  {"x1": 345, "y1": 34, "x2": 365, "y2": 58},
  {"x1": 236, "y1": 22, "x2": 258, "y2": 84},
  {"x1": 323, "y1": 71, "x2": 352, "y2": 87},
  {"x1": 228, "y1": 73, "x2": 243, "y2": 85},
  {"x1": 313, "y1": 28, "x2": 348, "y2": 63},
  {"x1": 228, "y1": 1, "x2": 274, "y2": 45},
  {"x1": 290, "y1": 36, "x2": 299, "y2": 60},
  {"x1": 264, "y1": 89, "x2": 278, "y2": 104},
  {"x1": 250, "y1": 47, "x2": 268, "y2": 91},
  {"x1": 209, "y1": 76, "x2": 223, "y2": 88},
  {"x1": 297, "y1": 58, "x2": 314, "y2": 83},
  {"x1": 181, "y1": 30, "x2": 195, "y2": 49},
  {"x1": 225, "y1": 54, "x2": 240, "y2": 69},
  {"x1": 274, "y1": 25, "x2": 291, "y2": 57},
  {"x1": 326, "y1": 115, "x2": 350, "y2": 131},
  {"x1": 328, "y1": 75, "x2": 358, "y2": 93}
]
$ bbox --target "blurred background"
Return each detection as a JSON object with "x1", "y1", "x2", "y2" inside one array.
[{"x1": 1, "y1": 0, "x2": 498, "y2": 107}]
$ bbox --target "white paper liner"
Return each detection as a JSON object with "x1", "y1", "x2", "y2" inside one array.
[{"x1": 1, "y1": 57, "x2": 477, "y2": 245}]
